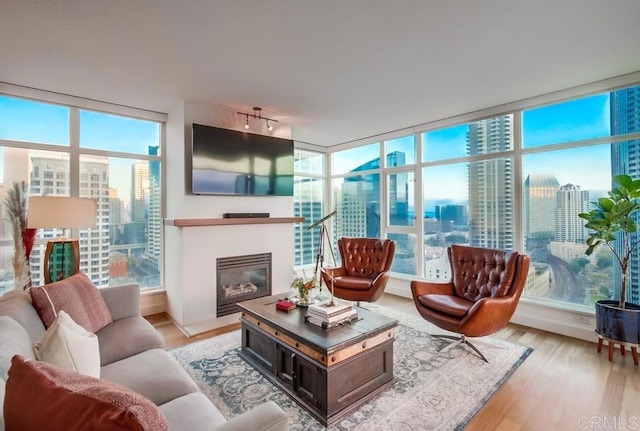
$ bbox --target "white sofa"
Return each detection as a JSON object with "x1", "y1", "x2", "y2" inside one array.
[{"x1": 0, "y1": 282, "x2": 289, "y2": 431}]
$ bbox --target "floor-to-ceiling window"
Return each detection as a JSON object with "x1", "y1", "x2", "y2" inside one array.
[
  {"x1": 330, "y1": 137, "x2": 418, "y2": 275},
  {"x1": 0, "y1": 93, "x2": 163, "y2": 293},
  {"x1": 327, "y1": 79, "x2": 640, "y2": 313}
]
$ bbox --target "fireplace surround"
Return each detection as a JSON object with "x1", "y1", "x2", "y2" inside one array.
[{"x1": 164, "y1": 216, "x2": 302, "y2": 336}]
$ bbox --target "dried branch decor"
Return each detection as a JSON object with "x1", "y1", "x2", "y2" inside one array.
[{"x1": 4, "y1": 181, "x2": 36, "y2": 290}]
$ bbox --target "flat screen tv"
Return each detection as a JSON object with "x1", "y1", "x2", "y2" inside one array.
[{"x1": 191, "y1": 123, "x2": 294, "y2": 196}]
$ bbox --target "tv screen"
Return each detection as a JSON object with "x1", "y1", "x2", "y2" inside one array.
[{"x1": 191, "y1": 124, "x2": 294, "y2": 196}]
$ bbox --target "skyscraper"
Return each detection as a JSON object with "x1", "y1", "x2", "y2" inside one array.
[
  {"x1": 147, "y1": 146, "x2": 161, "y2": 262},
  {"x1": 435, "y1": 204, "x2": 468, "y2": 228},
  {"x1": 554, "y1": 183, "x2": 590, "y2": 243},
  {"x1": 467, "y1": 116, "x2": 514, "y2": 249},
  {"x1": 611, "y1": 86, "x2": 640, "y2": 303},
  {"x1": 524, "y1": 174, "x2": 560, "y2": 242}
]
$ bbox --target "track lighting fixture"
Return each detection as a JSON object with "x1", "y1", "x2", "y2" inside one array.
[{"x1": 237, "y1": 107, "x2": 279, "y2": 131}]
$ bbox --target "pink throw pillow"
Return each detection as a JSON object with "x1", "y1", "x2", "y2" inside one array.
[
  {"x1": 30, "y1": 272, "x2": 112, "y2": 333},
  {"x1": 4, "y1": 355, "x2": 169, "y2": 431}
]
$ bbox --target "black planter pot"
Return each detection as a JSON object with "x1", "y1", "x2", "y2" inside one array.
[{"x1": 595, "y1": 300, "x2": 640, "y2": 344}]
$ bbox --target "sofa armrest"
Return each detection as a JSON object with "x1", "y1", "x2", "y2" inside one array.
[
  {"x1": 100, "y1": 283, "x2": 141, "y2": 321},
  {"x1": 213, "y1": 401, "x2": 289, "y2": 431}
]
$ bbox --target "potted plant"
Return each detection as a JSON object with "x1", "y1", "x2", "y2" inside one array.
[{"x1": 579, "y1": 174, "x2": 640, "y2": 345}]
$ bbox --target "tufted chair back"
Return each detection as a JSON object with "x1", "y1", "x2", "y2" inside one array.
[
  {"x1": 320, "y1": 237, "x2": 396, "y2": 303},
  {"x1": 410, "y1": 244, "x2": 530, "y2": 361},
  {"x1": 449, "y1": 244, "x2": 519, "y2": 302},
  {"x1": 338, "y1": 237, "x2": 395, "y2": 279}
]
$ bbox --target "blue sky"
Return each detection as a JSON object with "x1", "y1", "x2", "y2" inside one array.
[
  {"x1": 333, "y1": 92, "x2": 613, "y2": 208},
  {"x1": 0, "y1": 96, "x2": 160, "y2": 206},
  {"x1": 0, "y1": 91, "x2": 616, "y2": 208}
]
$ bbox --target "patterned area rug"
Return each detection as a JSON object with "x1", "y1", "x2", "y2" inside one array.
[{"x1": 170, "y1": 304, "x2": 532, "y2": 430}]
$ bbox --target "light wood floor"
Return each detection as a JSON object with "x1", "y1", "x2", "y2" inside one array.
[{"x1": 147, "y1": 294, "x2": 640, "y2": 431}]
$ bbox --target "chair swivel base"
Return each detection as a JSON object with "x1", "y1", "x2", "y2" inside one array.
[{"x1": 433, "y1": 334, "x2": 489, "y2": 363}]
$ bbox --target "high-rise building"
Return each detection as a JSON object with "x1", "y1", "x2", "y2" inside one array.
[
  {"x1": 294, "y1": 177, "x2": 324, "y2": 266},
  {"x1": 386, "y1": 151, "x2": 410, "y2": 226},
  {"x1": 130, "y1": 162, "x2": 149, "y2": 223},
  {"x1": 611, "y1": 86, "x2": 640, "y2": 303},
  {"x1": 79, "y1": 156, "x2": 111, "y2": 285},
  {"x1": 524, "y1": 174, "x2": 560, "y2": 241},
  {"x1": 108, "y1": 187, "x2": 123, "y2": 244},
  {"x1": 554, "y1": 183, "x2": 590, "y2": 243},
  {"x1": 466, "y1": 116, "x2": 514, "y2": 249},
  {"x1": 333, "y1": 151, "x2": 410, "y2": 242},
  {"x1": 147, "y1": 146, "x2": 161, "y2": 262},
  {"x1": 435, "y1": 204, "x2": 468, "y2": 228}
]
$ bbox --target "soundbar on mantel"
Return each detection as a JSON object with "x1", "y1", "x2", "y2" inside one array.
[{"x1": 223, "y1": 213, "x2": 270, "y2": 218}]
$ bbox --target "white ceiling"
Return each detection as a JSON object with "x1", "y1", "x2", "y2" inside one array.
[{"x1": 2, "y1": 0, "x2": 640, "y2": 147}]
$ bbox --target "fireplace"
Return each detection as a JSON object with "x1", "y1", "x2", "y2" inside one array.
[{"x1": 217, "y1": 253, "x2": 272, "y2": 317}]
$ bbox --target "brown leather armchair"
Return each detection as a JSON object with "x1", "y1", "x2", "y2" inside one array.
[
  {"x1": 320, "y1": 237, "x2": 396, "y2": 304},
  {"x1": 411, "y1": 244, "x2": 530, "y2": 362}
]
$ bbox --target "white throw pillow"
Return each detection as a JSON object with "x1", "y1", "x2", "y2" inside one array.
[{"x1": 33, "y1": 310, "x2": 100, "y2": 378}]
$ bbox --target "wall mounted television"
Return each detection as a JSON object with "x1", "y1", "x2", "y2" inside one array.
[{"x1": 191, "y1": 123, "x2": 294, "y2": 196}]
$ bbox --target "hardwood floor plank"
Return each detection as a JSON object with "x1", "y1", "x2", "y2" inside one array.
[{"x1": 149, "y1": 293, "x2": 640, "y2": 430}]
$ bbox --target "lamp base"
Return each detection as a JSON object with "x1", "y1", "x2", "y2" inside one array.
[{"x1": 43, "y1": 239, "x2": 80, "y2": 284}]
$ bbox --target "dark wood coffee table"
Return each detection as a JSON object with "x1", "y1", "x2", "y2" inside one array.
[{"x1": 237, "y1": 295, "x2": 398, "y2": 427}]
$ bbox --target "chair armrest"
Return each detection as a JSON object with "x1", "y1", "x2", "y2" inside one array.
[
  {"x1": 321, "y1": 266, "x2": 346, "y2": 278},
  {"x1": 410, "y1": 280, "x2": 454, "y2": 297},
  {"x1": 99, "y1": 283, "x2": 141, "y2": 321},
  {"x1": 460, "y1": 295, "x2": 521, "y2": 337},
  {"x1": 213, "y1": 401, "x2": 289, "y2": 431}
]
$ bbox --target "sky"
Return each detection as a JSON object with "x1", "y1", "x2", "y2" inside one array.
[
  {"x1": 0, "y1": 96, "x2": 161, "y2": 207},
  {"x1": 331, "y1": 91, "x2": 614, "y2": 209},
  {"x1": 0, "y1": 90, "x2": 618, "y2": 209}
]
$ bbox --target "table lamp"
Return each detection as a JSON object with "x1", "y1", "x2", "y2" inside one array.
[{"x1": 27, "y1": 196, "x2": 97, "y2": 284}]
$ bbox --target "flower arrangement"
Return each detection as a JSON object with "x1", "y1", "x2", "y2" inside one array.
[{"x1": 291, "y1": 275, "x2": 317, "y2": 304}]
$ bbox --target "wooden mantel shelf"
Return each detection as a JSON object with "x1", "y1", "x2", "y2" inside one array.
[{"x1": 164, "y1": 217, "x2": 305, "y2": 227}]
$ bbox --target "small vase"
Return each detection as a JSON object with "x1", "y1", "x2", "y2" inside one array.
[{"x1": 297, "y1": 288, "x2": 311, "y2": 306}]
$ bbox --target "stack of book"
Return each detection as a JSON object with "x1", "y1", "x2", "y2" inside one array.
[{"x1": 306, "y1": 301, "x2": 357, "y2": 329}]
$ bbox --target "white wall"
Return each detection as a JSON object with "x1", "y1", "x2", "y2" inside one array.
[{"x1": 163, "y1": 100, "x2": 296, "y2": 335}]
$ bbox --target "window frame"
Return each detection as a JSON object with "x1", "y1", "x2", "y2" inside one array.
[{"x1": 0, "y1": 84, "x2": 166, "y2": 290}]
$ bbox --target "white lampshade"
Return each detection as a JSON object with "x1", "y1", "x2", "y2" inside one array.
[{"x1": 27, "y1": 197, "x2": 97, "y2": 229}]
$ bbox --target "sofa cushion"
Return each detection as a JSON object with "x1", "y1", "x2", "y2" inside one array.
[
  {"x1": 97, "y1": 316, "x2": 163, "y2": 366},
  {"x1": 30, "y1": 272, "x2": 112, "y2": 333},
  {"x1": 4, "y1": 355, "x2": 169, "y2": 431},
  {"x1": 0, "y1": 289, "x2": 46, "y2": 343},
  {"x1": 160, "y1": 392, "x2": 226, "y2": 430},
  {"x1": 0, "y1": 316, "x2": 35, "y2": 381},
  {"x1": 100, "y1": 348, "x2": 199, "y2": 406},
  {"x1": 34, "y1": 310, "x2": 100, "y2": 378}
]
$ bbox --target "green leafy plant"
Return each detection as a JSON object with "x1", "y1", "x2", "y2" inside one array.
[{"x1": 579, "y1": 174, "x2": 640, "y2": 309}]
